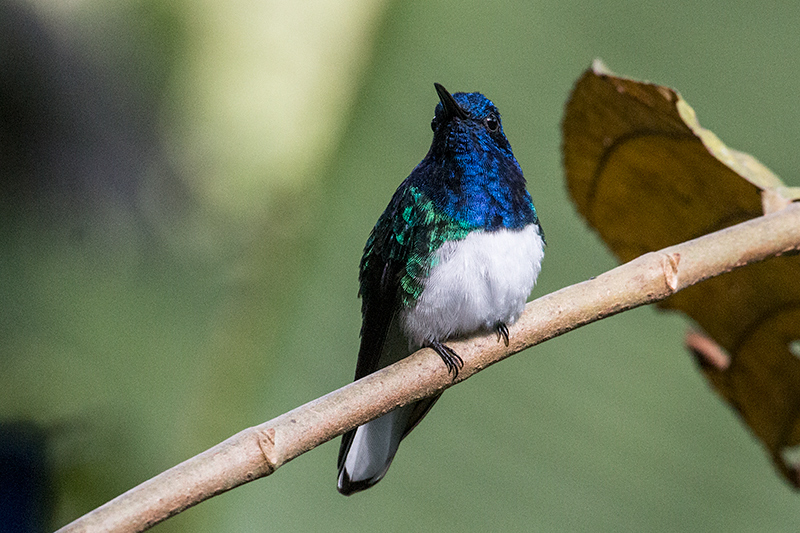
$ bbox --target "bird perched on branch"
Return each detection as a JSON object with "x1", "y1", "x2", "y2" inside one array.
[{"x1": 337, "y1": 83, "x2": 544, "y2": 495}]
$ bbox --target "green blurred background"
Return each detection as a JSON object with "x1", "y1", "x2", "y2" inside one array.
[{"x1": 2, "y1": 0, "x2": 799, "y2": 531}]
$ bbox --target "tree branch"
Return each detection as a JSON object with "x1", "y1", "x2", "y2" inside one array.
[{"x1": 57, "y1": 203, "x2": 800, "y2": 533}]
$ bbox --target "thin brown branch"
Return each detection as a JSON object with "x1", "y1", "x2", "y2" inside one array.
[
  {"x1": 686, "y1": 330, "x2": 731, "y2": 371},
  {"x1": 57, "y1": 203, "x2": 800, "y2": 533}
]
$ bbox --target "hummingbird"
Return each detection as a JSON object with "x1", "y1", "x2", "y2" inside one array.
[{"x1": 337, "y1": 83, "x2": 544, "y2": 495}]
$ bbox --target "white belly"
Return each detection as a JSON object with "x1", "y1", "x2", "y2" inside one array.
[{"x1": 400, "y1": 223, "x2": 544, "y2": 347}]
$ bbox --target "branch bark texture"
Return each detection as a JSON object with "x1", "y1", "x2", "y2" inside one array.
[{"x1": 58, "y1": 203, "x2": 800, "y2": 532}]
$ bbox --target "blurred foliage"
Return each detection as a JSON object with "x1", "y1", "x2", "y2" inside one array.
[
  {"x1": 2, "y1": 0, "x2": 800, "y2": 531},
  {"x1": 563, "y1": 62, "x2": 800, "y2": 489}
]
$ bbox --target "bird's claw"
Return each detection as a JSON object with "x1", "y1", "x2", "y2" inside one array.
[
  {"x1": 429, "y1": 340, "x2": 464, "y2": 379},
  {"x1": 496, "y1": 323, "x2": 509, "y2": 347}
]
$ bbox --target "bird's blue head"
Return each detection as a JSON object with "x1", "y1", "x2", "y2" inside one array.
[
  {"x1": 409, "y1": 83, "x2": 535, "y2": 231},
  {"x1": 429, "y1": 83, "x2": 513, "y2": 160}
]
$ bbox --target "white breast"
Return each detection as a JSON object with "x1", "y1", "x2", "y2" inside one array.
[{"x1": 400, "y1": 223, "x2": 544, "y2": 347}]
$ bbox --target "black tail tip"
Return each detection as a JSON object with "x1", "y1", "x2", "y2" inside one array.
[{"x1": 337, "y1": 468, "x2": 381, "y2": 496}]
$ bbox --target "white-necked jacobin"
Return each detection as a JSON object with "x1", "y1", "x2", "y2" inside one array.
[{"x1": 337, "y1": 83, "x2": 544, "y2": 495}]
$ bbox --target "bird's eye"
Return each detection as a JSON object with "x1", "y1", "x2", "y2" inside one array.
[
  {"x1": 485, "y1": 115, "x2": 499, "y2": 132},
  {"x1": 431, "y1": 117, "x2": 436, "y2": 131}
]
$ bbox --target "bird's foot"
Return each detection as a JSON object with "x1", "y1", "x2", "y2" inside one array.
[
  {"x1": 495, "y1": 323, "x2": 509, "y2": 347},
  {"x1": 428, "y1": 340, "x2": 464, "y2": 378}
]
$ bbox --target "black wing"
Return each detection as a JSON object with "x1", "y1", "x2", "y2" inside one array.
[
  {"x1": 338, "y1": 185, "x2": 448, "y2": 475},
  {"x1": 337, "y1": 193, "x2": 406, "y2": 473},
  {"x1": 352, "y1": 185, "x2": 411, "y2": 380}
]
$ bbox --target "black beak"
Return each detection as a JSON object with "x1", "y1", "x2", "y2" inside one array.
[{"x1": 434, "y1": 83, "x2": 468, "y2": 120}]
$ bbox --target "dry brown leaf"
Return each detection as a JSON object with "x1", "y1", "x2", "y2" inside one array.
[{"x1": 562, "y1": 59, "x2": 800, "y2": 487}]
